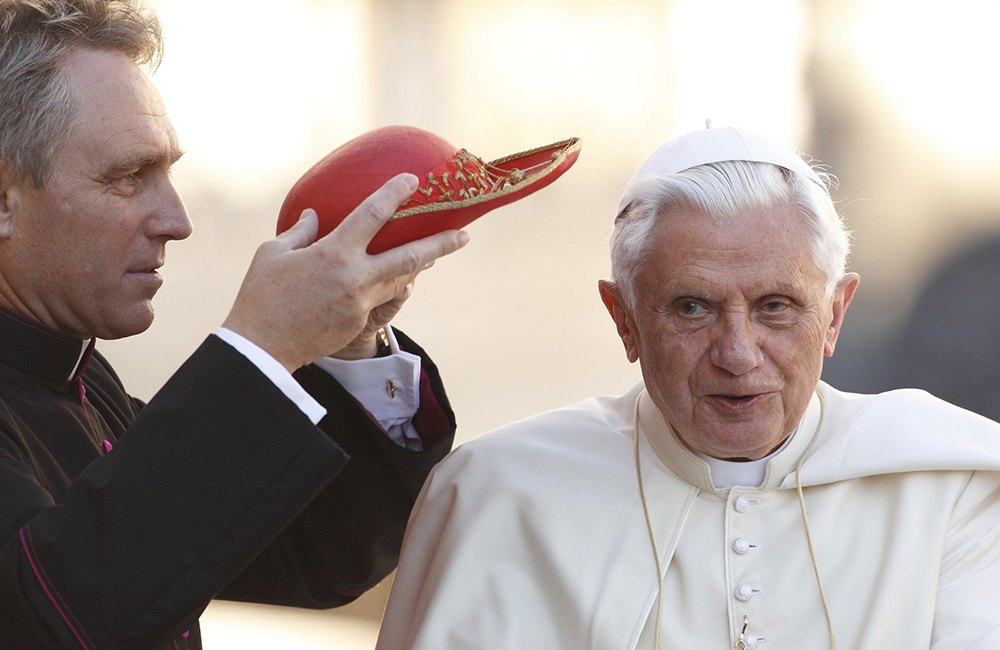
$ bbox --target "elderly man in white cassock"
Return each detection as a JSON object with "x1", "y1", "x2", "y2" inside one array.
[{"x1": 375, "y1": 127, "x2": 1000, "y2": 650}]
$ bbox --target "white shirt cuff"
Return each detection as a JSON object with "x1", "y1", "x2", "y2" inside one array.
[
  {"x1": 213, "y1": 327, "x2": 327, "y2": 425},
  {"x1": 313, "y1": 325, "x2": 423, "y2": 450}
]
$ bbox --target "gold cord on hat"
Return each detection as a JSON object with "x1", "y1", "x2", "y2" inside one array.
[
  {"x1": 393, "y1": 138, "x2": 580, "y2": 219},
  {"x1": 483, "y1": 149, "x2": 563, "y2": 190},
  {"x1": 400, "y1": 146, "x2": 566, "y2": 209},
  {"x1": 402, "y1": 150, "x2": 493, "y2": 210}
]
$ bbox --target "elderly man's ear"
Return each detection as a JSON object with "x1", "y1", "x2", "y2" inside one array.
[
  {"x1": 824, "y1": 272, "x2": 861, "y2": 357},
  {"x1": 0, "y1": 161, "x2": 22, "y2": 239},
  {"x1": 598, "y1": 280, "x2": 640, "y2": 364}
]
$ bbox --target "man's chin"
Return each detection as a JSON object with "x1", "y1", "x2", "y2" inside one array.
[
  {"x1": 95, "y1": 304, "x2": 155, "y2": 340},
  {"x1": 697, "y1": 419, "x2": 786, "y2": 461}
]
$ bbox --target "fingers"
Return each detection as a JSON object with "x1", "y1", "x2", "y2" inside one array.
[
  {"x1": 364, "y1": 275, "x2": 418, "y2": 326},
  {"x1": 386, "y1": 274, "x2": 417, "y2": 305},
  {"x1": 333, "y1": 173, "x2": 419, "y2": 248},
  {"x1": 273, "y1": 209, "x2": 319, "y2": 252},
  {"x1": 370, "y1": 229, "x2": 469, "y2": 283}
]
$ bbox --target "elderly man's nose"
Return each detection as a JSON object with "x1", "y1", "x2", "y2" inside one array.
[{"x1": 709, "y1": 320, "x2": 763, "y2": 375}]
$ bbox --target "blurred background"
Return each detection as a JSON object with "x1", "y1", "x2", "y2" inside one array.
[{"x1": 105, "y1": 0, "x2": 1000, "y2": 646}]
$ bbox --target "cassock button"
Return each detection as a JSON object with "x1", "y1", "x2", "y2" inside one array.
[
  {"x1": 734, "y1": 496, "x2": 751, "y2": 513},
  {"x1": 744, "y1": 633, "x2": 765, "y2": 648},
  {"x1": 100, "y1": 440, "x2": 113, "y2": 454},
  {"x1": 735, "y1": 583, "x2": 759, "y2": 601},
  {"x1": 733, "y1": 537, "x2": 752, "y2": 554}
]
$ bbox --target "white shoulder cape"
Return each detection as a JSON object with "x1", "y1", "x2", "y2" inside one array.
[{"x1": 377, "y1": 382, "x2": 1000, "y2": 649}]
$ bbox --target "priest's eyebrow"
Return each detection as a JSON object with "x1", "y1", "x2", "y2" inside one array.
[{"x1": 101, "y1": 149, "x2": 186, "y2": 179}]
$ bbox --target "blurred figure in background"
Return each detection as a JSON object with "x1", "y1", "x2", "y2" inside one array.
[
  {"x1": 0, "y1": 1, "x2": 467, "y2": 647},
  {"x1": 887, "y1": 235, "x2": 1000, "y2": 420}
]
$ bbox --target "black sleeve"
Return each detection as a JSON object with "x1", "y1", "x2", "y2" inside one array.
[
  {"x1": 0, "y1": 336, "x2": 349, "y2": 649},
  {"x1": 217, "y1": 328, "x2": 457, "y2": 607}
]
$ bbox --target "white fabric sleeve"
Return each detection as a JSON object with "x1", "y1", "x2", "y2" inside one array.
[
  {"x1": 212, "y1": 327, "x2": 327, "y2": 425},
  {"x1": 931, "y1": 470, "x2": 1000, "y2": 647},
  {"x1": 313, "y1": 325, "x2": 424, "y2": 451}
]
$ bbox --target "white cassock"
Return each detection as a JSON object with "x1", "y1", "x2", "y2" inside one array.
[{"x1": 376, "y1": 381, "x2": 1000, "y2": 650}]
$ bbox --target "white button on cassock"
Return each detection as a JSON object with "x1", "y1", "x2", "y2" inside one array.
[
  {"x1": 733, "y1": 538, "x2": 752, "y2": 554},
  {"x1": 734, "y1": 583, "x2": 759, "y2": 601},
  {"x1": 734, "y1": 496, "x2": 751, "y2": 513}
]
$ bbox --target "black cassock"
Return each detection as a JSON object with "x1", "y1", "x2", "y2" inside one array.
[{"x1": 0, "y1": 306, "x2": 455, "y2": 649}]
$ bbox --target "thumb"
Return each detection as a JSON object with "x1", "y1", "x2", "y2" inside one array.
[{"x1": 276, "y1": 209, "x2": 320, "y2": 251}]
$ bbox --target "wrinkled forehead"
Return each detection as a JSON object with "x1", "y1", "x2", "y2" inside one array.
[
  {"x1": 617, "y1": 126, "x2": 821, "y2": 215},
  {"x1": 639, "y1": 204, "x2": 829, "y2": 294},
  {"x1": 59, "y1": 48, "x2": 179, "y2": 164},
  {"x1": 65, "y1": 48, "x2": 167, "y2": 120}
]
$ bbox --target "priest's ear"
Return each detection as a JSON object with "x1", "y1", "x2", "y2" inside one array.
[
  {"x1": 0, "y1": 160, "x2": 22, "y2": 240},
  {"x1": 598, "y1": 280, "x2": 640, "y2": 363}
]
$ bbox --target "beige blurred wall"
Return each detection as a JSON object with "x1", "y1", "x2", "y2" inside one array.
[{"x1": 97, "y1": 0, "x2": 1000, "y2": 645}]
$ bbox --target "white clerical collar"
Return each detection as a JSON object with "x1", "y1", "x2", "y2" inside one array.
[
  {"x1": 697, "y1": 430, "x2": 797, "y2": 489},
  {"x1": 637, "y1": 389, "x2": 824, "y2": 493}
]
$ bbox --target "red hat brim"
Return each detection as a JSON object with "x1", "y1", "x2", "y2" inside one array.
[{"x1": 277, "y1": 126, "x2": 581, "y2": 254}]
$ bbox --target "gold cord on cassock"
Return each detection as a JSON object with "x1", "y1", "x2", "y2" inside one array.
[
  {"x1": 735, "y1": 615, "x2": 750, "y2": 649},
  {"x1": 633, "y1": 395, "x2": 663, "y2": 650},
  {"x1": 795, "y1": 391, "x2": 836, "y2": 649}
]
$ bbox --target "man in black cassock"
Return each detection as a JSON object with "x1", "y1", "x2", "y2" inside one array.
[{"x1": 0, "y1": 1, "x2": 469, "y2": 648}]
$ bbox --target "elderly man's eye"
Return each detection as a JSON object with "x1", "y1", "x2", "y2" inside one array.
[
  {"x1": 761, "y1": 299, "x2": 790, "y2": 313},
  {"x1": 678, "y1": 300, "x2": 704, "y2": 315}
]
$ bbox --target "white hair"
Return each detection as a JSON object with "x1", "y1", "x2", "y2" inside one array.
[{"x1": 609, "y1": 160, "x2": 852, "y2": 305}]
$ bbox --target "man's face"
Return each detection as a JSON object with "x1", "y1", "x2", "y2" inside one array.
[
  {"x1": 0, "y1": 47, "x2": 191, "y2": 340},
  {"x1": 600, "y1": 204, "x2": 858, "y2": 461}
]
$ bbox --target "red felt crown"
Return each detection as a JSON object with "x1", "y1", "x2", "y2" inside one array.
[{"x1": 277, "y1": 125, "x2": 581, "y2": 254}]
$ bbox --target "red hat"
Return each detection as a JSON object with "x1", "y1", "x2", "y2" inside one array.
[{"x1": 277, "y1": 125, "x2": 582, "y2": 254}]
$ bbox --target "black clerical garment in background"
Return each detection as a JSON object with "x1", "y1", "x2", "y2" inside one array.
[{"x1": 0, "y1": 306, "x2": 456, "y2": 649}]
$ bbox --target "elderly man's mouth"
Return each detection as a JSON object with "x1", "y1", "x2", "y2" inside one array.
[{"x1": 705, "y1": 393, "x2": 770, "y2": 411}]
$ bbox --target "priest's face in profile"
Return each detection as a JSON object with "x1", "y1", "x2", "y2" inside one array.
[
  {"x1": 0, "y1": 48, "x2": 190, "y2": 342},
  {"x1": 601, "y1": 202, "x2": 858, "y2": 461}
]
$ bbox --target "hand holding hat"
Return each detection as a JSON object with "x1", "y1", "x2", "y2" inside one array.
[
  {"x1": 224, "y1": 126, "x2": 581, "y2": 368},
  {"x1": 224, "y1": 172, "x2": 468, "y2": 370}
]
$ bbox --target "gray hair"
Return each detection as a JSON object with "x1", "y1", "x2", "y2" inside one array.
[
  {"x1": 609, "y1": 160, "x2": 852, "y2": 305},
  {"x1": 0, "y1": 0, "x2": 163, "y2": 186}
]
